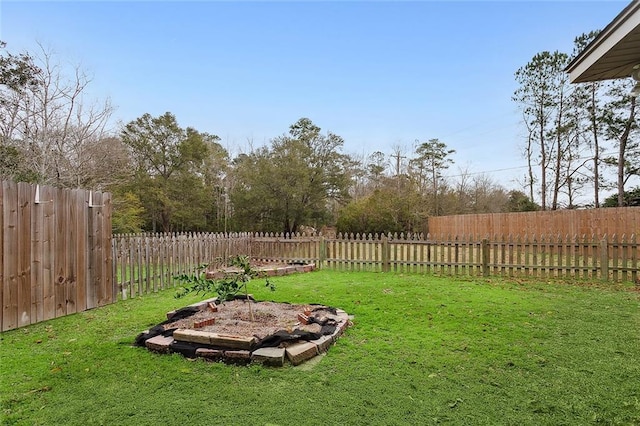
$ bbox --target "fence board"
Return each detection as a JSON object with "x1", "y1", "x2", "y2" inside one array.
[
  {"x1": 42, "y1": 185, "x2": 55, "y2": 321},
  {"x1": 31, "y1": 186, "x2": 43, "y2": 323},
  {"x1": 93, "y1": 191, "x2": 108, "y2": 307},
  {"x1": 2, "y1": 181, "x2": 18, "y2": 331},
  {"x1": 17, "y1": 183, "x2": 32, "y2": 327},
  {"x1": 76, "y1": 189, "x2": 88, "y2": 312},
  {"x1": 429, "y1": 208, "x2": 639, "y2": 237},
  {"x1": 1, "y1": 181, "x2": 112, "y2": 330},
  {"x1": 632, "y1": 235, "x2": 638, "y2": 283},
  {"x1": 54, "y1": 188, "x2": 68, "y2": 318},
  {"x1": 103, "y1": 192, "x2": 114, "y2": 304},
  {"x1": 0, "y1": 181, "x2": 3, "y2": 330},
  {"x1": 66, "y1": 189, "x2": 78, "y2": 315}
]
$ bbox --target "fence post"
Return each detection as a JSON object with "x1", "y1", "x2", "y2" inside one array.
[
  {"x1": 600, "y1": 236, "x2": 609, "y2": 281},
  {"x1": 482, "y1": 238, "x2": 490, "y2": 277},
  {"x1": 382, "y1": 235, "x2": 390, "y2": 272},
  {"x1": 318, "y1": 236, "x2": 326, "y2": 270}
]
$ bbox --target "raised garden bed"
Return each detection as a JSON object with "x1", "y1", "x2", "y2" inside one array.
[
  {"x1": 135, "y1": 297, "x2": 351, "y2": 366},
  {"x1": 135, "y1": 261, "x2": 350, "y2": 366}
]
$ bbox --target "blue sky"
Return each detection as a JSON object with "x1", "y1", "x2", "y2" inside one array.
[{"x1": 0, "y1": 1, "x2": 630, "y2": 190}]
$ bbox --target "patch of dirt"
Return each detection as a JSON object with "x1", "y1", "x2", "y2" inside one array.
[{"x1": 165, "y1": 300, "x2": 328, "y2": 339}]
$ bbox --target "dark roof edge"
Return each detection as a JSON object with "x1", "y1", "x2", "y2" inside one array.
[{"x1": 565, "y1": 0, "x2": 640, "y2": 74}]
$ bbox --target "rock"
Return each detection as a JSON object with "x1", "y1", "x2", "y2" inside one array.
[
  {"x1": 251, "y1": 347, "x2": 286, "y2": 366},
  {"x1": 286, "y1": 341, "x2": 318, "y2": 366},
  {"x1": 196, "y1": 348, "x2": 224, "y2": 361},
  {"x1": 308, "y1": 335, "x2": 333, "y2": 353},
  {"x1": 224, "y1": 350, "x2": 251, "y2": 364},
  {"x1": 145, "y1": 335, "x2": 174, "y2": 353}
]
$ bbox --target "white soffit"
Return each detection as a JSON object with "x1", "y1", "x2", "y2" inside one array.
[{"x1": 566, "y1": 1, "x2": 640, "y2": 83}]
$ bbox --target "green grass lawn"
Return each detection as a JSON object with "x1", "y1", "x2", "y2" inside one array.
[{"x1": 1, "y1": 271, "x2": 639, "y2": 425}]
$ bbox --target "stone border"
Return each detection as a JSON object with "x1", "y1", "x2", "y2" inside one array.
[{"x1": 144, "y1": 298, "x2": 351, "y2": 367}]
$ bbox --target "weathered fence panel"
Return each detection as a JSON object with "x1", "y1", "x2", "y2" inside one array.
[
  {"x1": 0, "y1": 181, "x2": 112, "y2": 331},
  {"x1": 429, "y1": 208, "x2": 639, "y2": 237},
  {"x1": 0, "y1": 181, "x2": 3, "y2": 331},
  {"x1": 112, "y1": 232, "x2": 254, "y2": 299},
  {"x1": 2, "y1": 180, "x2": 17, "y2": 330}
]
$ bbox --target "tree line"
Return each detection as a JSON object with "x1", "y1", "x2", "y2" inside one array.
[{"x1": 1, "y1": 38, "x2": 637, "y2": 235}]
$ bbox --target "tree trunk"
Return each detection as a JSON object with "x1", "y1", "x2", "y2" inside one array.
[
  {"x1": 161, "y1": 210, "x2": 171, "y2": 233},
  {"x1": 539, "y1": 103, "x2": 547, "y2": 210},
  {"x1": 552, "y1": 90, "x2": 564, "y2": 210},
  {"x1": 590, "y1": 86, "x2": 601, "y2": 208},
  {"x1": 432, "y1": 166, "x2": 438, "y2": 216},
  {"x1": 617, "y1": 96, "x2": 636, "y2": 207},
  {"x1": 526, "y1": 133, "x2": 535, "y2": 204}
]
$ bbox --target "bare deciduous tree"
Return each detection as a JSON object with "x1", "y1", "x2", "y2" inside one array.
[{"x1": 0, "y1": 42, "x2": 117, "y2": 187}]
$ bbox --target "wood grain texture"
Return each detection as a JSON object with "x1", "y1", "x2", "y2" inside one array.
[
  {"x1": 3, "y1": 181, "x2": 18, "y2": 330},
  {"x1": 1, "y1": 181, "x2": 112, "y2": 330}
]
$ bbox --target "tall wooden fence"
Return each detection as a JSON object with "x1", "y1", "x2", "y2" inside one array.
[
  {"x1": 112, "y1": 232, "x2": 638, "y2": 299},
  {"x1": 428, "y1": 207, "x2": 639, "y2": 237},
  {"x1": 1, "y1": 181, "x2": 113, "y2": 331}
]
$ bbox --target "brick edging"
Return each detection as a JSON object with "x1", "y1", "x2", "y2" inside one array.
[{"x1": 144, "y1": 304, "x2": 351, "y2": 367}]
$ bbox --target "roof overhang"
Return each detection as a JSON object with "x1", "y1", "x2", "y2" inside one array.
[{"x1": 566, "y1": 0, "x2": 640, "y2": 83}]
